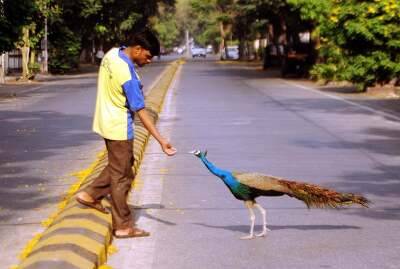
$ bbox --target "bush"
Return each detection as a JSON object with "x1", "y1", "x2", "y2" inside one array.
[
  {"x1": 49, "y1": 28, "x2": 81, "y2": 74},
  {"x1": 28, "y1": 61, "x2": 41, "y2": 74},
  {"x1": 291, "y1": 0, "x2": 400, "y2": 90}
]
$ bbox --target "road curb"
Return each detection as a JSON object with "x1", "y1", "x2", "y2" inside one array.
[{"x1": 14, "y1": 59, "x2": 183, "y2": 269}]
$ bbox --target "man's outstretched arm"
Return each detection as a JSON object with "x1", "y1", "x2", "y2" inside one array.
[{"x1": 136, "y1": 108, "x2": 177, "y2": 156}]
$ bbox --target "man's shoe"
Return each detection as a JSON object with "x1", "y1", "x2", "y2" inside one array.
[
  {"x1": 76, "y1": 196, "x2": 109, "y2": 214},
  {"x1": 113, "y1": 227, "x2": 150, "y2": 238}
]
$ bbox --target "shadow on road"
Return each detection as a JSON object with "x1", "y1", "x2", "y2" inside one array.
[
  {"x1": 0, "y1": 110, "x2": 97, "y2": 223},
  {"x1": 193, "y1": 223, "x2": 361, "y2": 234},
  {"x1": 129, "y1": 204, "x2": 177, "y2": 226}
]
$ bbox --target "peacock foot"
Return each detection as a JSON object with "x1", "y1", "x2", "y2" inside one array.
[
  {"x1": 256, "y1": 227, "x2": 271, "y2": 237},
  {"x1": 240, "y1": 234, "x2": 255, "y2": 240}
]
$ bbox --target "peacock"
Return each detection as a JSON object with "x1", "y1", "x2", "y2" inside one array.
[{"x1": 190, "y1": 150, "x2": 369, "y2": 240}]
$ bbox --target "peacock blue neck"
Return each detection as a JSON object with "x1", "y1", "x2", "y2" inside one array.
[{"x1": 199, "y1": 155, "x2": 239, "y2": 188}]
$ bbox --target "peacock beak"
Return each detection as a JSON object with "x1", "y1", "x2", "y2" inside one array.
[{"x1": 188, "y1": 150, "x2": 201, "y2": 157}]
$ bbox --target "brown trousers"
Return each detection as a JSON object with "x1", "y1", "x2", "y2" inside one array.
[{"x1": 84, "y1": 139, "x2": 135, "y2": 230}]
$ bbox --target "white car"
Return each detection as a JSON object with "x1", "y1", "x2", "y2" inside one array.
[
  {"x1": 177, "y1": 47, "x2": 184, "y2": 54},
  {"x1": 221, "y1": 46, "x2": 239, "y2": 60},
  {"x1": 206, "y1": 45, "x2": 213, "y2": 54},
  {"x1": 191, "y1": 47, "x2": 207, "y2": 58}
]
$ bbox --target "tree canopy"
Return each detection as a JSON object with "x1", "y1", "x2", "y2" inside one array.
[
  {"x1": 290, "y1": 0, "x2": 400, "y2": 89},
  {"x1": 0, "y1": 0, "x2": 36, "y2": 53}
]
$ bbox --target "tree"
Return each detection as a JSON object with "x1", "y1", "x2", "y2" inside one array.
[
  {"x1": 177, "y1": 0, "x2": 233, "y2": 54},
  {"x1": 152, "y1": 3, "x2": 180, "y2": 51},
  {"x1": 0, "y1": 0, "x2": 37, "y2": 82},
  {"x1": 3, "y1": 0, "x2": 176, "y2": 75},
  {"x1": 0, "y1": 0, "x2": 36, "y2": 53},
  {"x1": 45, "y1": 0, "x2": 175, "y2": 73},
  {"x1": 291, "y1": 0, "x2": 400, "y2": 90},
  {"x1": 216, "y1": 0, "x2": 235, "y2": 57},
  {"x1": 189, "y1": 0, "x2": 220, "y2": 47}
]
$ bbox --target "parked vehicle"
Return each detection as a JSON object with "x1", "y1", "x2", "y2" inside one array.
[
  {"x1": 191, "y1": 47, "x2": 207, "y2": 58},
  {"x1": 177, "y1": 47, "x2": 184, "y2": 54},
  {"x1": 221, "y1": 46, "x2": 239, "y2": 60},
  {"x1": 206, "y1": 45, "x2": 213, "y2": 54}
]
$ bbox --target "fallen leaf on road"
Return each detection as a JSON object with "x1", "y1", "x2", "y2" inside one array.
[
  {"x1": 107, "y1": 244, "x2": 118, "y2": 255},
  {"x1": 159, "y1": 168, "x2": 169, "y2": 174}
]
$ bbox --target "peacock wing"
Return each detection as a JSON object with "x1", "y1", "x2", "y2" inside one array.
[{"x1": 232, "y1": 172, "x2": 288, "y2": 192}]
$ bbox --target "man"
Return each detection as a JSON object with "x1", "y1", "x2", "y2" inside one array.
[
  {"x1": 95, "y1": 46, "x2": 104, "y2": 65},
  {"x1": 76, "y1": 28, "x2": 176, "y2": 238}
]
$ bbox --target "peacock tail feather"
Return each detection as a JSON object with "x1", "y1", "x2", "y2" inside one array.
[{"x1": 277, "y1": 179, "x2": 370, "y2": 209}]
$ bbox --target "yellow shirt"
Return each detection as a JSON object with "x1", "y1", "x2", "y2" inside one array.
[{"x1": 93, "y1": 47, "x2": 145, "y2": 140}]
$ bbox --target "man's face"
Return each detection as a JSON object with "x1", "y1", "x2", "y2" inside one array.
[{"x1": 131, "y1": 46, "x2": 153, "y2": 67}]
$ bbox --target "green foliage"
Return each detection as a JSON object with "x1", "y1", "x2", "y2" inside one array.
[
  {"x1": 0, "y1": 0, "x2": 36, "y2": 53},
  {"x1": 2, "y1": 0, "x2": 175, "y2": 74},
  {"x1": 187, "y1": 0, "x2": 220, "y2": 46},
  {"x1": 291, "y1": 0, "x2": 400, "y2": 90},
  {"x1": 29, "y1": 62, "x2": 41, "y2": 74},
  {"x1": 287, "y1": 0, "x2": 331, "y2": 22},
  {"x1": 48, "y1": 27, "x2": 81, "y2": 73},
  {"x1": 48, "y1": 0, "x2": 174, "y2": 72},
  {"x1": 153, "y1": 4, "x2": 180, "y2": 49},
  {"x1": 94, "y1": 0, "x2": 171, "y2": 44}
]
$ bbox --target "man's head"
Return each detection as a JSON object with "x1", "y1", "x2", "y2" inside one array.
[{"x1": 124, "y1": 28, "x2": 160, "y2": 67}]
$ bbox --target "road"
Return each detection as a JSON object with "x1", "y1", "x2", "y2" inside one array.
[
  {"x1": 109, "y1": 57, "x2": 400, "y2": 269},
  {"x1": 0, "y1": 56, "x2": 176, "y2": 268}
]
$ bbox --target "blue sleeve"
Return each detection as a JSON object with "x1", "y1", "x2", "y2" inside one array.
[{"x1": 122, "y1": 79, "x2": 145, "y2": 112}]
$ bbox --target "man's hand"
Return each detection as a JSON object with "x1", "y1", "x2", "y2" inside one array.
[
  {"x1": 136, "y1": 109, "x2": 177, "y2": 156},
  {"x1": 160, "y1": 140, "x2": 177, "y2": 156}
]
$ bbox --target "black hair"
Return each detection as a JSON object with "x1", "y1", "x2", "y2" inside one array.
[{"x1": 125, "y1": 27, "x2": 160, "y2": 57}]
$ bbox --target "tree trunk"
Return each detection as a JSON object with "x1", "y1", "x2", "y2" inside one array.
[
  {"x1": 0, "y1": 54, "x2": 5, "y2": 84},
  {"x1": 263, "y1": 23, "x2": 275, "y2": 69},
  {"x1": 43, "y1": 15, "x2": 48, "y2": 74},
  {"x1": 237, "y1": 22, "x2": 245, "y2": 60},
  {"x1": 20, "y1": 27, "x2": 31, "y2": 80},
  {"x1": 91, "y1": 39, "x2": 95, "y2": 64},
  {"x1": 312, "y1": 26, "x2": 321, "y2": 64},
  {"x1": 30, "y1": 50, "x2": 35, "y2": 65},
  {"x1": 219, "y1": 21, "x2": 225, "y2": 59},
  {"x1": 219, "y1": 22, "x2": 233, "y2": 60},
  {"x1": 246, "y1": 40, "x2": 252, "y2": 60},
  {"x1": 279, "y1": 14, "x2": 288, "y2": 46}
]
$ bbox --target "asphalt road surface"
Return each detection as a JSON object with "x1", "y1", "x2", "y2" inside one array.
[{"x1": 109, "y1": 57, "x2": 400, "y2": 269}]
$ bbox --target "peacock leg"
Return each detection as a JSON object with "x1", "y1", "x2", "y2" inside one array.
[
  {"x1": 240, "y1": 201, "x2": 255, "y2": 240},
  {"x1": 254, "y1": 203, "x2": 271, "y2": 237}
]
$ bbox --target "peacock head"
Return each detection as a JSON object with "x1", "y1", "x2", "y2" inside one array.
[{"x1": 189, "y1": 149, "x2": 208, "y2": 159}]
